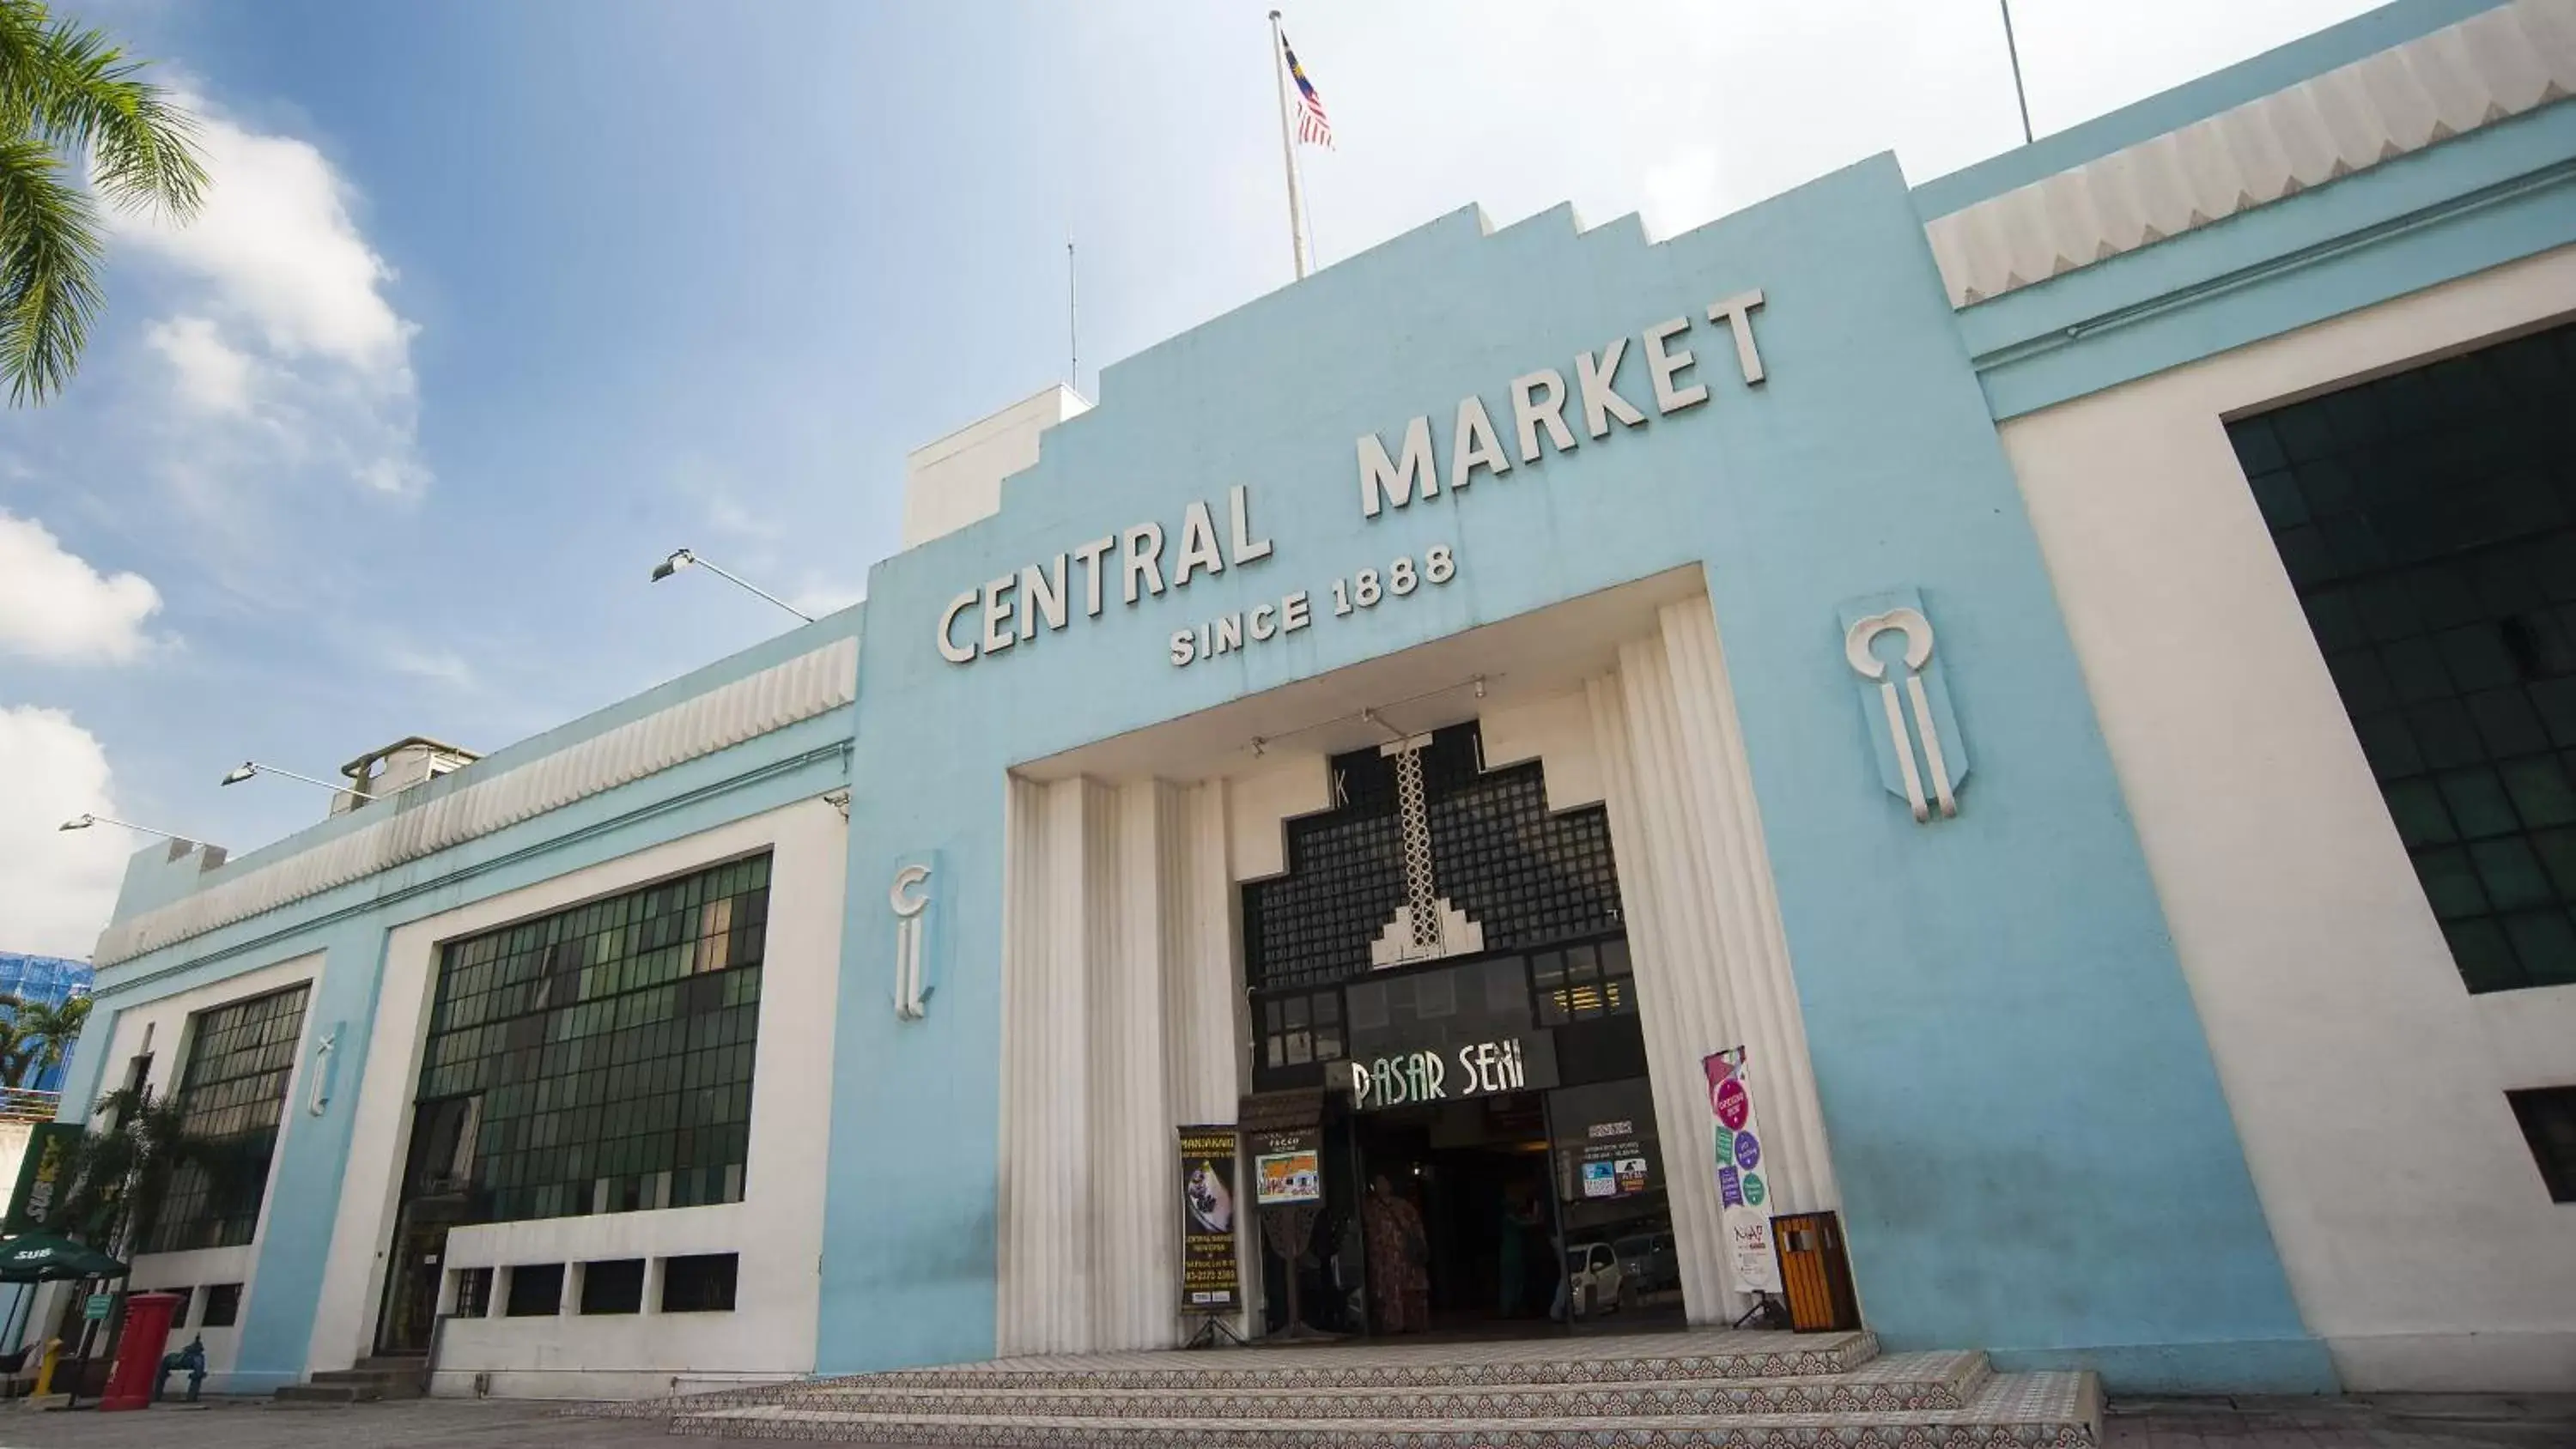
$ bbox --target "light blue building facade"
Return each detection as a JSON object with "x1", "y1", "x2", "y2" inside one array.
[{"x1": 47, "y1": 0, "x2": 2576, "y2": 1401}]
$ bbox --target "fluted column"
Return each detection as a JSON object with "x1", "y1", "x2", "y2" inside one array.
[
  {"x1": 1086, "y1": 782, "x2": 1176, "y2": 1350},
  {"x1": 1657, "y1": 598, "x2": 1839, "y2": 1214},
  {"x1": 1587, "y1": 596, "x2": 1841, "y2": 1327},
  {"x1": 1591, "y1": 658, "x2": 1747, "y2": 1322}
]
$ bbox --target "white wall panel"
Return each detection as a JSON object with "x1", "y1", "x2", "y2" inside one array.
[{"x1": 1997, "y1": 244, "x2": 2576, "y2": 1389}]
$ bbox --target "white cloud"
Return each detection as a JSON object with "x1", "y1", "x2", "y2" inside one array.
[
  {"x1": 0, "y1": 706, "x2": 131, "y2": 959},
  {"x1": 0, "y1": 511, "x2": 163, "y2": 664},
  {"x1": 385, "y1": 646, "x2": 476, "y2": 690},
  {"x1": 115, "y1": 103, "x2": 412, "y2": 375},
  {"x1": 111, "y1": 99, "x2": 428, "y2": 500},
  {"x1": 145, "y1": 314, "x2": 256, "y2": 416}
]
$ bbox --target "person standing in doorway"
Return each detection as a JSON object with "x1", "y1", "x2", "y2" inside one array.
[{"x1": 1364, "y1": 1173, "x2": 1430, "y2": 1333}]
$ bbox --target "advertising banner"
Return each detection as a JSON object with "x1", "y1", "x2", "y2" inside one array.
[
  {"x1": 1252, "y1": 1137, "x2": 1319, "y2": 1210},
  {"x1": 3, "y1": 1123, "x2": 81, "y2": 1235},
  {"x1": 1176, "y1": 1125, "x2": 1242, "y2": 1313},
  {"x1": 1704, "y1": 1048, "x2": 1783, "y2": 1294}
]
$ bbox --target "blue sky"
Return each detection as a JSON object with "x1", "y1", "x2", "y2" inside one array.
[{"x1": 0, "y1": 0, "x2": 2387, "y2": 955}]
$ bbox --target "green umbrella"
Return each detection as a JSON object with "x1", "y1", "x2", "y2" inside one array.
[{"x1": 0, "y1": 1233, "x2": 126, "y2": 1282}]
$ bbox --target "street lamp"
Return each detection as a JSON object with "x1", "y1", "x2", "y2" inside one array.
[
  {"x1": 58, "y1": 813, "x2": 200, "y2": 843},
  {"x1": 650, "y1": 548, "x2": 814, "y2": 623},
  {"x1": 220, "y1": 761, "x2": 369, "y2": 800}
]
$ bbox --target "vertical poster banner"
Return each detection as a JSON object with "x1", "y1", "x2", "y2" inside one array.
[
  {"x1": 3, "y1": 1123, "x2": 82, "y2": 1234},
  {"x1": 1176, "y1": 1125, "x2": 1243, "y2": 1312},
  {"x1": 1704, "y1": 1048, "x2": 1783, "y2": 1294}
]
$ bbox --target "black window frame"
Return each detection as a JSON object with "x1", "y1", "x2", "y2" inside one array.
[
  {"x1": 504, "y1": 1263, "x2": 564, "y2": 1318},
  {"x1": 659, "y1": 1252, "x2": 738, "y2": 1313},
  {"x1": 408, "y1": 854, "x2": 772, "y2": 1226},
  {"x1": 143, "y1": 983, "x2": 312, "y2": 1253},
  {"x1": 2507, "y1": 1086, "x2": 2576, "y2": 1203},
  {"x1": 577, "y1": 1258, "x2": 646, "y2": 1315},
  {"x1": 2228, "y1": 329, "x2": 2576, "y2": 993}
]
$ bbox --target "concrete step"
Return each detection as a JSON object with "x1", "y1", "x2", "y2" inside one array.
[
  {"x1": 273, "y1": 1383, "x2": 370, "y2": 1404},
  {"x1": 281, "y1": 1367, "x2": 426, "y2": 1403},
  {"x1": 353, "y1": 1355, "x2": 428, "y2": 1374},
  {"x1": 818, "y1": 1330, "x2": 1880, "y2": 1392},
  {"x1": 769, "y1": 1349, "x2": 1990, "y2": 1418},
  {"x1": 665, "y1": 1368, "x2": 2103, "y2": 1447}
]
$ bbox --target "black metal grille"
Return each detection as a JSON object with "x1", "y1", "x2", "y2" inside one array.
[
  {"x1": 145, "y1": 983, "x2": 310, "y2": 1252},
  {"x1": 1244, "y1": 723, "x2": 1624, "y2": 990},
  {"x1": 2228, "y1": 323, "x2": 2576, "y2": 993},
  {"x1": 412, "y1": 854, "x2": 769, "y2": 1224}
]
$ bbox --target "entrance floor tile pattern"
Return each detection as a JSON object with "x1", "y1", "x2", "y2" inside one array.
[{"x1": 609, "y1": 1328, "x2": 2105, "y2": 1446}]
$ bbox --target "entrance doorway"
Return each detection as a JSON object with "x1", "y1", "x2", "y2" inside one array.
[
  {"x1": 1349, "y1": 1070, "x2": 1683, "y2": 1338},
  {"x1": 1353, "y1": 1093, "x2": 1556, "y2": 1331}
]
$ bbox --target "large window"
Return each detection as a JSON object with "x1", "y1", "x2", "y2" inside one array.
[
  {"x1": 410, "y1": 854, "x2": 769, "y2": 1224},
  {"x1": 143, "y1": 984, "x2": 310, "y2": 1252},
  {"x1": 2229, "y1": 323, "x2": 2576, "y2": 993}
]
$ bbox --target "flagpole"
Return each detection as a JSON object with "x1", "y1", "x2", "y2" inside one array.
[
  {"x1": 1267, "y1": 9, "x2": 1310, "y2": 280},
  {"x1": 1998, "y1": 0, "x2": 2035, "y2": 145}
]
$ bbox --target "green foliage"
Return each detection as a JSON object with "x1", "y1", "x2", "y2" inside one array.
[
  {"x1": 0, "y1": 991, "x2": 91, "y2": 1088},
  {"x1": 0, "y1": 0, "x2": 205, "y2": 404},
  {"x1": 39, "y1": 1084, "x2": 201, "y2": 1255}
]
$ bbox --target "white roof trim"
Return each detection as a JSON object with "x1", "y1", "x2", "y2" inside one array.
[
  {"x1": 1926, "y1": 0, "x2": 2576, "y2": 308},
  {"x1": 94, "y1": 637, "x2": 859, "y2": 969}
]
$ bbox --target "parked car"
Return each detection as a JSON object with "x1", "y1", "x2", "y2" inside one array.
[
  {"x1": 1565, "y1": 1240, "x2": 1629, "y2": 1317},
  {"x1": 1614, "y1": 1232, "x2": 1679, "y2": 1294}
]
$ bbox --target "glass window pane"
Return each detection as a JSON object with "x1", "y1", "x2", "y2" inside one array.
[
  {"x1": 2409, "y1": 700, "x2": 2486, "y2": 770},
  {"x1": 2501, "y1": 757, "x2": 2576, "y2": 829},
  {"x1": 1601, "y1": 939, "x2": 1633, "y2": 977},
  {"x1": 2472, "y1": 839, "x2": 2556, "y2": 911},
  {"x1": 2231, "y1": 326, "x2": 2576, "y2": 997},
  {"x1": 1413, "y1": 971, "x2": 1455, "y2": 1019},
  {"x1": 2501, "y1": 911, "x2": 2576, "y2": 987},
  {"x1": 2531, "y1": 827, "x2": 2576, "y2": 900},
  {"x1": 2437, "y1": 769, "x2": 2522, "y2": 840},
  {"x1": 2383, "y1": 779, "x2": 2458, "y2": 848},
  {"x1": 2413, "y1": 847, "x2": 2489, "y2": 920}
]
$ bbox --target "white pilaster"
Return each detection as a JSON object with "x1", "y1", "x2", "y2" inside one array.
[{"x1": 1587, "y1": 595, "x2": 1840, "y2": 1325}]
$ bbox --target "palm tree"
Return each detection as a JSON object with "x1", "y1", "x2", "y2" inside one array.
[
  {"x1": 1, "y1": 0, "x2": 207, "y2": 403},
  {"x1": 0, "y1": 993, "x2": 90, "y2": 1089},
  {"x1": 38, "y1": 1084, "x2": 196, "y2": 1254}
]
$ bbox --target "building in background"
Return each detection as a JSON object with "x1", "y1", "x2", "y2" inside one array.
[
  {"x1": 33, "y1": 0, "x2": 2576, "y2": 1404},
  {"x1": 0, "y1": 955, "x2": 94, "y2": 1097}
]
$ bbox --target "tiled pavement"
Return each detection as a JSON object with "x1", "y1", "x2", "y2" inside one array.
[{"x1": 0, "y1": 1393, "x2": 2559, "y2": 1447}]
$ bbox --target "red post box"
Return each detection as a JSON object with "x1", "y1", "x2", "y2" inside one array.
[{"x1": 98, "y1": 1292, "x2": 184, "y2": 1411}]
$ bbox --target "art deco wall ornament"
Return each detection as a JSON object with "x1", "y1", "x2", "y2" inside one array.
[
  {"x1": 1839, "y1": 591, "x2": 1971, "y2": 823},
  {"x1": 306, "y1": 1024, "x2": 341, "y2": 1117},
  {"x1": 891, "y1": 861, "x2": 935, "y2": 1021},
  {"x1": 1369, "y1": 733, "x2": 1485, "y2": 967}
]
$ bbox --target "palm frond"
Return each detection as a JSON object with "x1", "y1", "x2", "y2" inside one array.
[
  {"x1": 0, "y1": 132, "x2": 102, "y2": 405},
  {"x1": 9, "y1": 12, "x2": 204, "y2": 219}
]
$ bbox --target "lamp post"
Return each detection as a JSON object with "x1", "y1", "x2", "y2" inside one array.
[
  {"x1": 58, "y1": 814, "x2": 200, "y2": 843},
  {"x1": 219, "y1": 762, "x2": 368, "y2": 800},
  {"x1": 650, "y1": 549, "x2": 815, "y2": 623}
]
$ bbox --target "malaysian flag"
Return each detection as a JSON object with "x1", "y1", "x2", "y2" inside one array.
[{"x1": 1281, "y1": 30, "x2": 1333, "y2": 149}]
